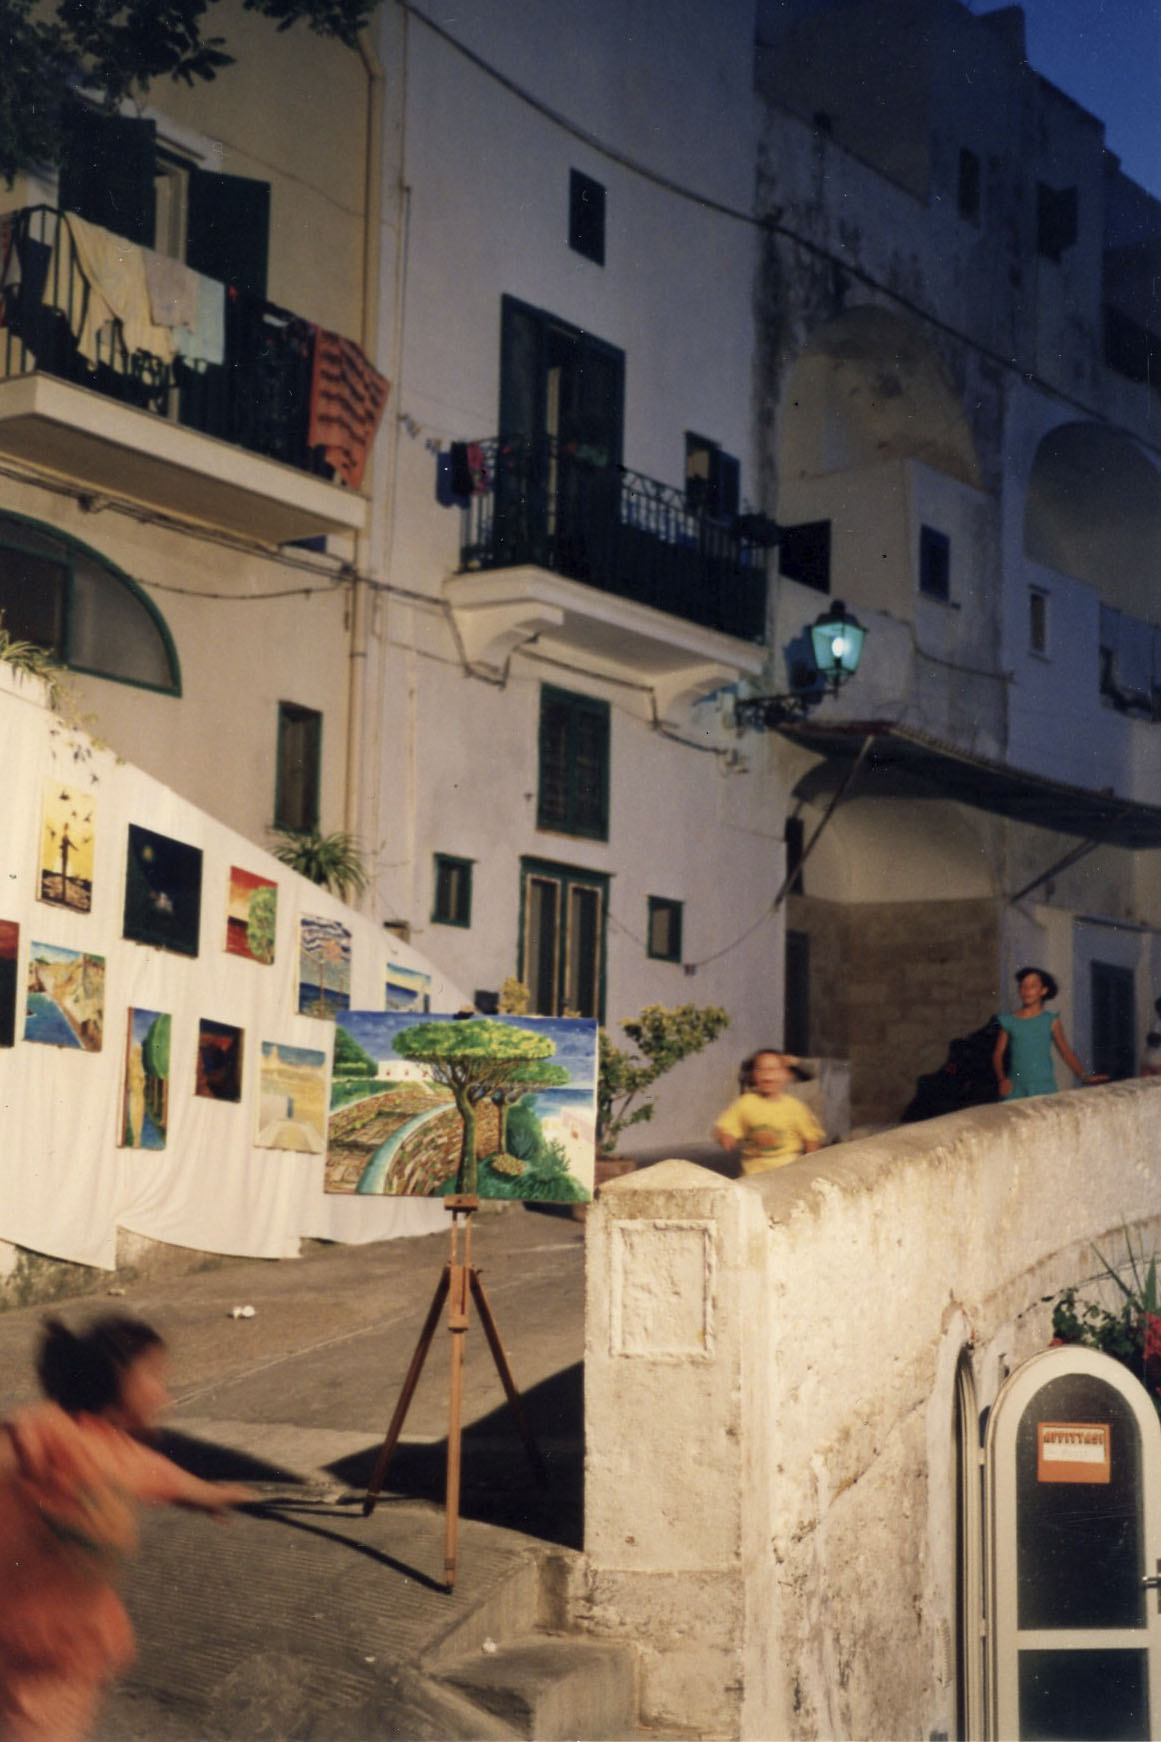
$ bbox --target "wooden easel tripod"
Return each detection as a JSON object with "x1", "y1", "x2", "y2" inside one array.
[{"x1": 362, "y1": 1195, "x2": 548, "y2": 1590}]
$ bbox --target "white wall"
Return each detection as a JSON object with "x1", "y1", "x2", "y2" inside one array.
[
  {"x1": 583, "y1": 1080, "x2": 1161, "y2": 1738},
  {"x1": 0, "y1": 663, "x2": 452, "y2": 1275}
]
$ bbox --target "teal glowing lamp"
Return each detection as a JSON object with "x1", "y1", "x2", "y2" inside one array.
[
  {"x1": 810, "y1": 600, "x2": 865, "y2": 694},
  {"x1": 734, "y1": 598, "x2": 867, "y2": 730}
]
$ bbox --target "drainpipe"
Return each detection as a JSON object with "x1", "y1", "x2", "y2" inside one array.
[{"x1": 343, "y1": 23, "x2": 386, "y2": 859}]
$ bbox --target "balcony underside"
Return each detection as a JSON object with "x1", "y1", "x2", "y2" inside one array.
[
  {"x1": 445, "y1": 566, "x2": 764, "y2": 713},
  {"x1": 0, "y1": 373, "x2": 366, "y2": 545},
  {"x1": 788, "y1": 719, "x2": 1161, "y2": 849}
]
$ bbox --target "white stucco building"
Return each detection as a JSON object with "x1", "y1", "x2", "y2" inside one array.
[{"x1": 751, "y1": 0, "x2": 1161, "y2": 1125}]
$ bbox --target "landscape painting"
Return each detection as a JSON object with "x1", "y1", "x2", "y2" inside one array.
[
  {"x1": 386, "y1": 962, "x2": 431, "y2": 1012},
  {"x1": 25, "y1": 942, "x2": 105, "y2": 1051},
  {"x1": 225, "y1": 867, "x2": 277, "y2": 964},
  {"x1": 121, "y1": 1008, "x2": 170, "y2": 1150},
  {"x1": 0, "y1": 921, "x2": 17, "y2": 1047},
  {"x1": 325, "y1": 1012, "x2": 596, "y2": 1201},
  {"x1": 38, "y1": 784, "x2": 95, "y2": 913},
  {"x1": 123, "y1": 825, "x2": 203, "y2": 957},
  {"x1": 195, "y1": 1018, "x2": 244, "y2": 1102},
  {"x1": 298, "y1": 916, "x2": 351, "y2": 1019},
  {"x1": 255, "y1": 1042, "x2": 328, "y2": 1152}
]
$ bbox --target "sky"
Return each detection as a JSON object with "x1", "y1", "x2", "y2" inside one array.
[{"x1": 976, "y1": 0, "x2": 1161, "y2": 199}]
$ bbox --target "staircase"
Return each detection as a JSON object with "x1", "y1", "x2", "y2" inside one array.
[{"x1": 421, "y1": 1546, "x2": 639, "y2": 1741}]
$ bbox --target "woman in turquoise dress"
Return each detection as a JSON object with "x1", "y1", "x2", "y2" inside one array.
[{"x1": 992, "y1": 967, "x2": 1103, "y2": 1099}]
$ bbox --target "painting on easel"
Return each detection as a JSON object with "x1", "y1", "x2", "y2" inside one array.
[{"x1": 325, "y1": 1012, "x2": 596, "y2": 1201}]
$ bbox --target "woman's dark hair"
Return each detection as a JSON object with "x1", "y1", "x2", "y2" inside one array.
[
  {"x1": 1015, "y1": 965, "x2": 1058, "y2": 1002},
  {"x1": 37, "y1": 1313, "x2": 164, "y2": 1416}
]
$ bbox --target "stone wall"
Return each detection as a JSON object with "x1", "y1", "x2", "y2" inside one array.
[
  {"x1": 582, "y1": 1079, "x2": 1161, "y2": 1738},
  {"x1": 787, "y1": 893, "x2": 1001, "y2": 1126}
]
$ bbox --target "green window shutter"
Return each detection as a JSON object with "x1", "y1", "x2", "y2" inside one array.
[
  {"x1": 59, "y1": 103, "x2": 157, "y2": 246},
  {"x1": 537, "y1": 691, "x2": 572, "y2": 831},
  {"x1": 537, "y1": 685, "x2": 609, "y2": 840},
  {"x1": 186, "y1": 169, "x2": 270, "y2": 299},
  {"x1": 499, "y1": 295, "x2": 546, "y2": 441}
]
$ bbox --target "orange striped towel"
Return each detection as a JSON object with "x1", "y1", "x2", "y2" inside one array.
[{"x1": 307, "y1": 329, "x2": 390, "y2": 490}]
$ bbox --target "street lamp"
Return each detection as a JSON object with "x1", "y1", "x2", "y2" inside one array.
[{"x1": 734, "y1": 600, "x2": 867, "y2": 730}]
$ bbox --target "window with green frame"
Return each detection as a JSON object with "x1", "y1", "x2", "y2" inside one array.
[
  {"x1": 519, "y1": 856, "x2": 608, "y2": 1020},
  {"x1": 274, "y1": 702, "x2": 322, "y2": 833},
  {"x1": 537, "y1": 684, "x2": 610, "y2": 840},
  {"x1": 647, "y1": 896, "x2": 683, "y2": 963},
  {"x1": 432, "y1": 854, "x2": 473, "y2": 927},
  {"x1": 0, "y1": 513, "x2": 180, "y2": 693}
]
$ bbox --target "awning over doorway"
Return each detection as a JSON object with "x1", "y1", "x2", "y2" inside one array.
[{"x1": 783, "y1": 721, "x2": 1161, "y2": 850}]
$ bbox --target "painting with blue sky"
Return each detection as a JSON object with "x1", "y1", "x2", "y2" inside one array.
[{"x1": 326, "y1": 1011, "x2": 596, "y2": 1201}]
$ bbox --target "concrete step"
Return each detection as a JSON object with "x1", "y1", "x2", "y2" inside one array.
[{"x1": 437, "y1": 1632, "x2": 638, "y2": 1741}]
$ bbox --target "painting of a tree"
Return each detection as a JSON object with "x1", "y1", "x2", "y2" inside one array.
[{"x1": 393, "y1": 1019, "x2": 555, "y2": 1195}]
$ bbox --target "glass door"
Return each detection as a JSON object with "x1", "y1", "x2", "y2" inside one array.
[{"x1": 986, "y1": 1345, "x2": 1161, "y2": 1739}]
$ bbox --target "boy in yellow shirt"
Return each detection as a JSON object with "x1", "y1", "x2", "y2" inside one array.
[{"x1": 713, "y1": 1049, "x2": 824, "y2": 1176}]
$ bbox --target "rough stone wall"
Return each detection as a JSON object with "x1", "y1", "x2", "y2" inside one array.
[
  {"x1": 583, "y1": 1079, "x2": 1161, "y2": 1739},
  {"x1": 787, "y1": 893, "x2": 1001, "y2": 1126}
]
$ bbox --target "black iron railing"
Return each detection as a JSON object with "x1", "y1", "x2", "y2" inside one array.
[
  {"x1": 459, "y1": 436, "x2": 770, "y2": 642},
  {"x1": 0, "y1": 205, "x2": 330, "y2": 478}
]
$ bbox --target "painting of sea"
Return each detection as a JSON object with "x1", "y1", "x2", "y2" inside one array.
[
  {"x1": 298, "y1": 916, "x2": 351, "y2": 1019},
  {"x1": 255, "y1": 1042, "x2": 328, "y2": 1152},
  {"x1": 326, "y1": 1012, "x2": 596, "y2": 1201},
  {"x1": 226, "y1": 866, "x2": 277, "y2": 964},
  {"x1": 386, "y1": 962, "x2": 431, "y2": 1012},
  {"x1": 38, "y1": 783, "x2": 95, "y2": 912},
  {"x1": 121, "y1": 1008, "x2": 170, "y2": 1149},
  {"x1": 123, "y1": 825, "x2": 203, "y2": 957},
  {"x1": 195, "y1": 1019, "x2": 244, "y2": 1102},
  {"x1": 0, "y1": 921, "x2": 17, "y2": 1047},
  {"x1": 25, "y1": 942, "x2": 105, "y2": 1051}
]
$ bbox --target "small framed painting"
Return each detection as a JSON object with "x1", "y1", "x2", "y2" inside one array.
[{"x1": 195, "y1": 1018, "x2": 244, "y2": 1102}]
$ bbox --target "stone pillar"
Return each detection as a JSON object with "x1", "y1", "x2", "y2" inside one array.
[{"x1": 581, "y1": 1159, "x2": 782, "y2": 1739}]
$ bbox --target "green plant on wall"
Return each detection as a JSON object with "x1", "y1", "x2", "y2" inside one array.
[
  {"x1": 271, "y1": 828, "x2": 367, "y2": 901},
  {"x1": 598, "y1": 1002, "x2": 730, "y2": 1156},
  {"x1": 1051, "y1": 1227, "x2": 1161, "y2": 1416},
  {"x1": 0, "y1": 615, "x2": 65, "y2": 708}
]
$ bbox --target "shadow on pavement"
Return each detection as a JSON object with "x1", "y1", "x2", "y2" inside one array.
[{"x1": 327, "y1": 1362, "x2": 584, "y2": 1550}]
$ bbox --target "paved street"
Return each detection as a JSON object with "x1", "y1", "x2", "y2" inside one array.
[{"x1": 0, "y1": 1204, "x2": 587, "y2": 1739}]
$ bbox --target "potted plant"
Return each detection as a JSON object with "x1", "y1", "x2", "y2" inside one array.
[
  {"x1": 1051, "y1": 1227, "x2": 1161, "y2": 1415},
  {"x1": 596, "y1": 1002, "x2": 730, "y2": 1173}
]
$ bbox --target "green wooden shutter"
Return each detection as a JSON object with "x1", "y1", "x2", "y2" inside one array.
[
  {"x1": 59, "y1": 104, "x2": 157, "y2": 245},
  {"x1": 186, "y1": 169, "x2": 270, "y2": 299}
]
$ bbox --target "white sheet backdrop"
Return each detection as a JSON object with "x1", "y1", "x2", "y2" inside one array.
[{"x1": 0, "y1": 663, "x2": 452, "y2": 1268}]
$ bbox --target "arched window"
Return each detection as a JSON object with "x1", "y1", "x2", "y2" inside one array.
[{"x1": 0, "y1": 513, "x2": 180, "y2": 694}]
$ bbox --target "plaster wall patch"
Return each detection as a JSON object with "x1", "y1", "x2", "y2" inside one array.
[{"x1": 609, "y1": 1218, "x2": 716, "y2": 1359}]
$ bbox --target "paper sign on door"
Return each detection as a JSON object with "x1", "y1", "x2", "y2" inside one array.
[{"x1": 1037, "y1": 1421, "x2": 1111, "y2": 1484}]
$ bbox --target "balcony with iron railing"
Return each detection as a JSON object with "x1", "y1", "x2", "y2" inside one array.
[
  {"x1": 0, "y1": 205, "x2": 367, "y2": 543},
  {"x1": 458, "y1": 435, "x2": 771, "y2": 645}
]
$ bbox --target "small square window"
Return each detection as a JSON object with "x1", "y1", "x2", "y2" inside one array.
[
  {"x1": 569, "y1": 169, "x2": 606, "y2": 265},
  {"x1": 778, "y1": 521, "x2": 831, "y2": 593},
  {"x1": 1029, "y1": 588, "x2": 1049, "y2": 655},
  {"x1": 919, "y1": 525, "x2": 951, "y2": 601},
  {"x1": 957, "y1": 148, "x2": 980, "y2": 222},
  {"x1": 432, "y1": 854, "x2": 472, "y2": 927},
  {"x1": 275, "y1": 702, "x2": 322, "y2": 833},
  {"x1": 647, "y1": 897, "x2": 683, "y2": 963}
]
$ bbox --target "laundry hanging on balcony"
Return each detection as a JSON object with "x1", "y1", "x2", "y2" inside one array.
[
  {"x1": 306, "y1": 327, "x2": 390, "y2": 490},
  {"x1": 46, "y1": 214, "x2": 177, "y2": 367},
  {"x1": 142, "y1": 248, "x2": 225, "y2": 368}
]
